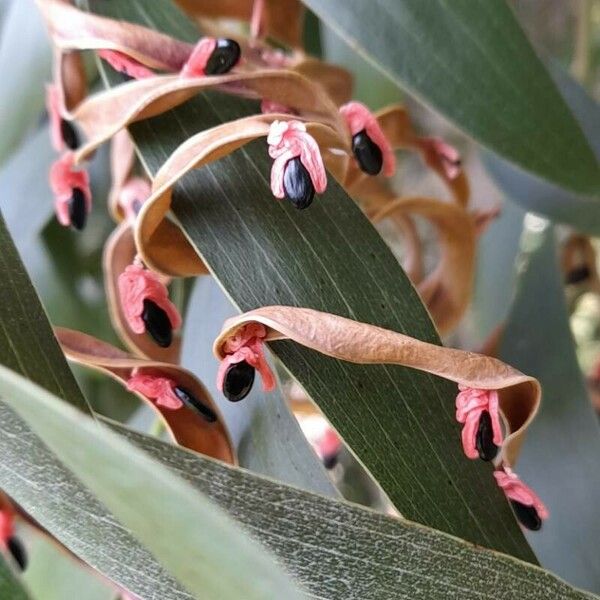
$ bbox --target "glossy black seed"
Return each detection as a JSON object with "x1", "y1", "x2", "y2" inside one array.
[
  {"x1": 352, "y1": 129, "x2": 383, "y2": 175},
  {"x1": 565, "y1": 265, "x2": 591, "y2": 285},
  {"x1": 141, "y1": 298, "x2": 173, "y2": 347},
  {"x1": 510, "y1": 500, "x2": 542, "y2": 531},
  {"x1": 174, "y1": 385, "x2": 217, "y2": 422},
  {"x1": 60, "y1": 118, "x2": 80, "y2": 150},
  {"x1": 7, "y1": 536, "x2": 27, "y2": 571},
  {"x1": 475, "y1": 410, "x2": 498, "y2": 461},
  {"x1": 204, "y1": 38, "x2": 241, "y2": 75},
  {"x1": 283, "y1": 157, "x2": 314, "y2": 209},
  {"x1": 68, "y1": 187, "x2": 87, "y2": 231},
  {"x1": 322, "y1": 453, "x2": 338, "y2": 470},
  {"x1": 223, "y1": 360, "x2": 255, "y2": 402}
]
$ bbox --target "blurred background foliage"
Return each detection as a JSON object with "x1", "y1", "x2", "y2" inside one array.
[{"x1": 0, "y1": 0, "x2": 599, "y2": 596}]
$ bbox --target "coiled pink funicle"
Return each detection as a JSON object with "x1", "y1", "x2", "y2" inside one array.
[
  {"x1": 267, "y1": 120, "x2": 327, "y2": 199},
  {"x1": 339, "y1": 101, "x2": 396, "y2": 177},
  {"x1": 49, "y1": 152, "x2": 92, "y2": 227},
  {"x1": 97, "y1": 50, "x2": 154, "y2": 79},
  {"x1": 126, "y1": 370, "x2": 182, "y2": 409},
  {"x1": 180, "y1": 37, "x2": 217, "y2": 77},
  {"x1": 455, "y1": 385, "x2": 503, "y2": 459},
  {"x1": 0, "y1": 510, "x2": 14, "y2": 548},
  {"x1": 217, "y1": 323, "x2": 275, "y2": 392},
  {"x1": 494, "y1": 467, "x2": 549, "y2": 521},
  {"x1": 118, "y1": 263, "x2": 182, "y2": 335}
]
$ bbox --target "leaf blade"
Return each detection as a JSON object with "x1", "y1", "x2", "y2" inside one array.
[{"x1": 300, "y1": 0, "x2": 600, "y2": 196}]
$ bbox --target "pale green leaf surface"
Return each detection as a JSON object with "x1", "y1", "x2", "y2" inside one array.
[
  {"x1": 0, "y1": 0, "x2": 52, "y2": 166},
  {"x1": 484, "y1": 65, "x2": 600, "y2": 235},
  {"x1": 0, "y1": 366, "x2": 303, "y2": 600},
  {"x1": 500, "y1": 225, "x2": 600, "y2": 593}
]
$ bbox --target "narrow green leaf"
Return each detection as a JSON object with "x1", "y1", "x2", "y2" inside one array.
[
  {"x1": 115, "y1": 421, "x2": 598, "y2": 600},
  {"x1": 184, "y1": 277, "x2": 338, "y2": 497},
  {"x1": 0, "y1": 213, "x2": 92, "y2": 415},
  {"x1": 90, "y1": 0, "x2": 536, "y2": 560},
  {"x1": 0, "y1": 0, "x2": 52, "y2": 166},
  {"x1": 0, "y1": 554, "x2": 31, "y2": 600},
  {"x1": 483, "y1": 65, "x2": 600, "y2": 235},
  {"x1": 0, "y1": 397, "x2": 594, "y2": 600},
  {"x1": 500, "y1": 224, "x2": 600, "y2": 593},
  {"x1": 300, "y1": 0, "x2": 600, "y2": 196},
  {"x1": 0, "y1": 366, "x2": 303, "y2": 600},
  {"x1": 23, "y1": 535, "x2": 114, "y2": 600}
]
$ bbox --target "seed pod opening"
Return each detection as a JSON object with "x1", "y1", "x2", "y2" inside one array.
[
  {"x1": 223, "y1": 360, "x2": 255, "y2": 402},
  {"x1": 60, "y1": 119, "x2": 80, "y2": 150},
  {"x1": 142, "y1": 298, "x2": 173, "y2": 348},
  {"x1": 174, "y1": 385, "x2": 217, "y2": 422},
  {"x1": 68, "y1": 187, "x2": 88, "y2": 231},
  {"x1": 475, "y1": 410, "x2": 499, "y2": 461},
  {"x1": 510, "y1": 500, "x2": 542, "y2": 531},
  {"x1": 283, "y1": 157, "x2": 314, "y2": 209},
  {"x1": 7, "y1": 536, "x2": 27, "y2": 571},
  {"x1": 352, "y1": 129, "x2": 383, "y2": 175},
  {"x1": 204, "y1": 38, "x2": 241, "y2": 75}
]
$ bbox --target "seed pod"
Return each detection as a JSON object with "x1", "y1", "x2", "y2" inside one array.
[
  {"x1": 510, "y1": 500, "x2": 542, "y2": 531},
  {"x1": 565, "y1": 265, "x2": 591, "y2": 285},
  {"x1": 204, "y1": 39, "x2": 241, "y2": 75},
  {"x1": 141, "y1": 298, "x2": 173, "y2": 348},
  {"x1": 7, "y1": 536, "x2": 27, "y2": 571},
  {"x1": 174, "y1": 385, "x2": 217, "y2": 422},
  {"x1": 68, "y1": 187, "x2": 87, "y2": 231},
  {"x1": 60, "y1": 119, "x2": 80, "y2": 150},
  {"x1": 352, "y1": 129, "x2": 383, "y2": 175},
  {"x1": 475, "y1": 410, "x2": 498, "y2": 461},
  {"x1": 223, "y1": 360, "x2": 255, "y2": 402},
  {"x1": 283, "y1": 157, "x2": 314, "y2": 209}
]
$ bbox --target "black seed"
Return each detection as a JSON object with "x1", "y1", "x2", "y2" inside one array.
[
  {"x1": 283, "y1": 157, "x2": 314, "y2": 209},
  {"x1": 223, "y1": 360, "x2": 255, "y2": 402},
  {"x1": 174, "y1": 385, "x2": 217, "y2": 422},
  {"x1": 510, "y1": 500, "x2": 542, "y2": 531},
  {"x1": 565, "y1": 265, "x2": 591, "y2": 285},
  {"x1": 475, "y1": 410, "x2": 498, "y2": 462},
  {"x1": 204, "y1": 38, "x2": 241, "y2": 75},
  {"x1": 60, "y1": 118, "x2": 80, "y2": 150},
  {"x1": 68, "y1": 188, "x2": 87, "y2": 231},
  {"x1": 7, "y1": 536, "x2": 27, "y2": 571},
  {"x1": 141, "y1": 298, "x2": 173, "y2": 347},
  {"x1": 322, "y1": 453, "x2": 338, "y2": 470},
  {"x1": 352, "y1": 129, "x2": 383, "y2": 175}
]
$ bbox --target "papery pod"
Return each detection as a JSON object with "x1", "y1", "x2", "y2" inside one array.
[
  {"x1": 56, "y1": 327, "x2": 235, "y2": 464},
  {"x1": 103, "y1": 223, "x2": 191, "y2": 362},
  {"x1": 135, "y1": 114, "x2": 345, "y2": 276},
  {"x1": 53, "y1": 48, "x2": 87, "y2": 114},
  {"x1": 36, "y1": 0, "x2": 193, "y2": 71},
  {"x1": 371, "y1": 196, "x2": 476, "y2": 335},
  {"x1": 174, "y1": 0, "x2": 305, "y2": 48},
  {"x1": 214, "y1": 306, "x2": 541, "y2": 466},
  {"x1": 70, "y1": 69, "x2": 346, "y2": 162}
]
